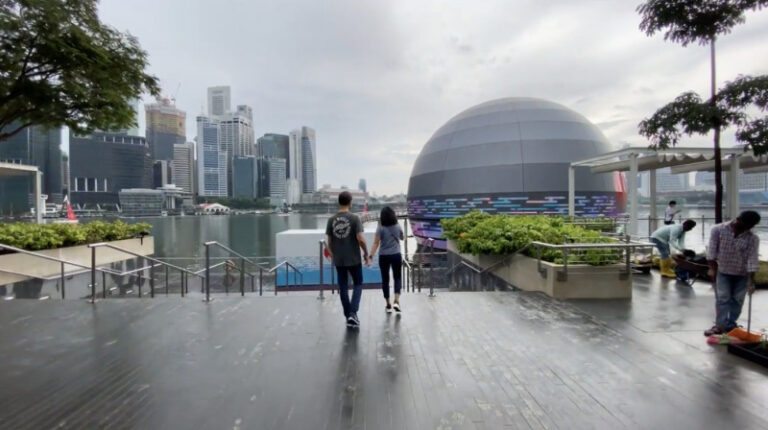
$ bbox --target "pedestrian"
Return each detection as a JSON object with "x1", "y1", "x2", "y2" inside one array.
[
  {"x1": 664, "y1": 200, "x2": 680, "y2": 225},
  {"x1": 650, "y1": 219, "x2": 696, "y2": 278},
  {"x1": 325, "y1": 191, "x2": 370, "y2": 328},
  {"x1": 369, "y1": 206, "x2": 404, "y2": 313},
  {"x1": 704, "y1": 211, "x2": 761, "y2": 336}
]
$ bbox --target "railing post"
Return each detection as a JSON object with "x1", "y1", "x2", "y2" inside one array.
[
  {"x1": 102, "y1": 270, "x2": 107, "y2": 299},
  {"x1": 90, "y1": 246, "x2": 96, "y2": 303},
  {"x1": 702, "y1": 214, "x2": 705, "y2": 240},
  {"x1": 647, "y1": 215, "x2": 652, "y2": 238},
  {"x1": 429, "y1": 238, "x2": 436, "y2": 297},
  {"x1": 404, "y1": 217, "x2": 409, "y2": 259},
  {"x1": 250, "y1": 275, "x2": 255, "y2": 293},
  {"x1": 240, "y1": 258, "x2": 245, "y2": 297},
  {"x1": 149, "y1": 263, "x2": 155, "y2": 298},
  {"x1": 205, "y1": 242, "x2": 211, "y2": 302},
  {"x1": 318, "y1": 241, "x2": 325, "y2": 300},
  {"x1": 259, "y1": 268, "x2": 264, "y2": 296},
  {"x1": 180, "y1": 269, "x2": 185, "y2": 297},
  {"x1": 60, "y1": 261, "x2": 66, "y2": 300},
  {"x1": 165, "y1": 265, "x2": 169, "y2": 296},
  {"x1": 138, "y1": 269, "x2": 143, "y2": 297},
  {"x1": 285, "y1": 264, "x2": 289, "y2": 290}
]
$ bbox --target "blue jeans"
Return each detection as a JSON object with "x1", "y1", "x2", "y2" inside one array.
[
  {"x1": 715, "y1": 273, "x2": 749, "y2": 330},
  {"x1": 651, "y1": 238, "x2": 670, "y2": 259},
  {"x1": 379, "y1": 253, "x2": 402, "y2": 299},
  {"x1": 336, "y1": 264, "x2": 363, "y2": 318}
]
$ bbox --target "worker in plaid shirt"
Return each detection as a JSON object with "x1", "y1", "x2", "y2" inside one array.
[{"x1": 704, "y1": 210, "x2": 761, "y2": 336}]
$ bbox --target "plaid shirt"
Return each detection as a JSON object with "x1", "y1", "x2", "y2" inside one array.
[{"x1": 707, "y1": 222, "x2": 760, "y2": 276}]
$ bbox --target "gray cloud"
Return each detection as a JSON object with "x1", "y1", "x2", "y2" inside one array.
[{"x1": 98, "y1": 0, "x2": 768, "y2": 194}]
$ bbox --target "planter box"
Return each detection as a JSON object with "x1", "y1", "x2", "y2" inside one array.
[
  {"x1": 0, "y1": 237, "x2": 154, "y2": 286},
  {"x1": 447, "y1": 239, "x2": 631, "y2": 299},
  {"x1": 728, "y1": 342, "x2": 768, "y2": 368}
]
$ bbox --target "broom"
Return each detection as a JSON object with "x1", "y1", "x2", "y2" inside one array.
[{"x1": 727, "y1": 287, "x2": 761, "y2": 343}]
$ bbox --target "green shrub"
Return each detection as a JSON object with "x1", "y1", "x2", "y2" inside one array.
[
  {"x1": 441, "y1": 212, "x2": 621, "y2": 266},
  {"x1": 0, "y1": 221, "x2": 152, "y2": 251}
]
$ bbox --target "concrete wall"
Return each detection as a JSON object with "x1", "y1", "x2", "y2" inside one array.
[
  {"x1": 447, "y1": 239, "x2": 631, "y2": 299},
  {"x1": 0, "y1": 237, "x2": 154, "y2": 286}
]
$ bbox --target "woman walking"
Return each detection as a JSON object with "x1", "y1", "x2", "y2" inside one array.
[{"x1": 369, "y1": 206, "x2": 404, "y2": 313}]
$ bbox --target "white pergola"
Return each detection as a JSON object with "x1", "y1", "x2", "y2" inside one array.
[
  {"x1": 0, "y1": 162, "x2": 43, "y2": 224},
  {"x1": 568, "y1": 146, "x2": 765, "y2": 235}
]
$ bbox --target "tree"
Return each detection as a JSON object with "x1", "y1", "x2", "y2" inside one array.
[
  {"x1": 637, "y1": 0, "x2": 768, "y2": 222},
  {"x1": 0, "y1": 0, "x2": 159, "y2": 141}
]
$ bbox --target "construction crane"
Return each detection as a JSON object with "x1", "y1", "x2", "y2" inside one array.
[{"x1": 170, "y1": 82, "x2": 181, "y2": 104}]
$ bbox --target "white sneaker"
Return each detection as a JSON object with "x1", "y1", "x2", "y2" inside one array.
[{"x1": 393, "y1": 303, "x2": 401, "y2": 313}]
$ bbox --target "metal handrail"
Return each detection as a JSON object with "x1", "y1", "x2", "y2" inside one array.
[
  {"x1": 528, "y1": 240, "x2": 653, "y2": 249},
  {"x1": 88, "y1": 242, "x2": 203, "y2": 302},
  {"x1": 203, "y1": 241, "x2": 265, "y2": 270},
  {"x1": 0, "y1": 243, "x2": 124, "y2": 299},
  {"x1": 88, "y1": 242, "x2": 202, "y2": 277}
]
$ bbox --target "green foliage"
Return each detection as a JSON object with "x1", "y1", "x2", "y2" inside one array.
[
  {"x1": 440, "y1": 210, "x2": 492, "y2": 240},
  {"x1": 0, "y1": 0, "x2": 160, "y2": 141},
  {"x1": 637, "y1": 0, "x2": 768, "y2": 46},
  {"x1": 442, "y1": 213, "x2": 621, "y2": 266},
  {"x1": 639, "y1": 76, "x2": 768, "y2": 154},
  {"x1": 0, "y1": 221, "x2": 151, "y2": 251}
]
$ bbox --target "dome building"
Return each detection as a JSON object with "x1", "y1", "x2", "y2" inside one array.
[{"x1": 407, "y1": 97, "x2": 625, "y2": 247}]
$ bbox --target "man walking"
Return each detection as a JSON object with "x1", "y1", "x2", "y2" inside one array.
[
  {"x1": 704, "y1": 211, "x2": 761, "y2": 336},
  {"x1": 650, "y1": 219, "x2": 696, "y2": 278},
  {"x1": 664, "y1": 200, "x2": 680, "y2": 225},
  {"x1": 326, "y1": 191, "x2": 369, "y2": 328}
]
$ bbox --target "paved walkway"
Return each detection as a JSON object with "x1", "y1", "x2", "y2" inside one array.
[{"x1": 1, "y1": 276, "x2": 767, "y2": 429}]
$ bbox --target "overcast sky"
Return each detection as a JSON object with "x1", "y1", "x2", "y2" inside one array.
[{"x1": 97, "y1": 0, "x2": 768, "y2": 195}]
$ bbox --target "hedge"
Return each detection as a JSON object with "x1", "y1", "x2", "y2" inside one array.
[
  {"x1": 441, "y1": 211, "x2": 621, "y2": 265},
  {"x1": 0, "y1": 221, "x2": 152, "y2": 251}
]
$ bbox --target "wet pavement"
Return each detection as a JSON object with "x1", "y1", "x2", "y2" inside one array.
[{"x1": 1, "y1": 275, "x2": 767, "y2": 429}]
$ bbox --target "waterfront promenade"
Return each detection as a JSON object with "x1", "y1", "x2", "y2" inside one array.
[{"x1": 1, "y1": 275, "x2": 767, "y2": 429}]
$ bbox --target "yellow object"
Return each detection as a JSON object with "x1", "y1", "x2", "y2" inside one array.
[
  {"x1": 660, "y1": 258, "x2": 676, "y2": 278},
  {"x1": 727, "y1": 327, "x2": 762, "y2": 343}
]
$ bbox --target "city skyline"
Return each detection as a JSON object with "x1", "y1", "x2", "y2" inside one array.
[{"x1": 94, "y1": 0, "x2": 768, "y2": 195}]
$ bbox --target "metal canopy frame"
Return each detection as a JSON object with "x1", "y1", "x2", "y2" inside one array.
[
  {"x1": 0, "y1": 162, "x2": 43, "y2": 224},
  {"x1": 568, "y1": 146, "x2": 763, "y2": 235}
]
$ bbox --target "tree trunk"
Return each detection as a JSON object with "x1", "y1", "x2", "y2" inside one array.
[{"x1": 711, "y1": 39, "x2": 723, "y2": 223}]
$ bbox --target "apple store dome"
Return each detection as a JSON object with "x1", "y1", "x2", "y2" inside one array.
[{"x1": 407, "y1": 97, "x2": 625, "y2": 245}]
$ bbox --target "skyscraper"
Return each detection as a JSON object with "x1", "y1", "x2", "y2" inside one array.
[
  {"x1": 220, "y1": 109, "x2": 254, "y2": 195},
  {"x1": 207, "y1": 86, "x2": 231, "y2": 117},
  {"x1": 358, "y1": 178, "x2": 367, "y2": 192},
  {"x1": 153, "y1": 160, "x2": 173, "y2": 188},
  {"x1": 287, "y1": 126, "x2": 317, "y2": 203},
  {"x1": 173, "y1": 142, "x2": 195, "y2": 195},
  {"x1": 145, "y1": 97, "x2": 186, "y2": 161},
  {"x1": 69, "y1": 132, "x2": 153, "y2": 206},
  {"x1": 257, "y1": 156, "x2": 286, "y2": 204},
  {"x1": 196, "y1": 115, "x2": 228, "y2": 197},
  {"x1": 0, "y1": 124, "x2": 63, "y2": 212},
  {"x1": 233, "y1": 156, "x2": 259, "y2": 199},
  {"x1": 257, "y1": 133, "x2": 289, "y2": 161}
]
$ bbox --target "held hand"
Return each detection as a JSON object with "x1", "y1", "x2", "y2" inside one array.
[
  {"x1": 748, "y1": 279, "x2": 756, "y2": 295},
  {"x1": 364, "y1": 256, "x2": 371, "y2": 267},
  {"x1": 708, "y1": 269, "x2": 716, "y2": 279}
]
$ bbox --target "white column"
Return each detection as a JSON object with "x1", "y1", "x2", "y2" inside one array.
[
  {"x1": 727, "y1": 156, "x2": 740, "y2": 219},
  {"x1": 568, "y1": 166, "x2": 575, "y2": 218},
  {"x1": 649, "y1": 169, "x2": 657, "y2": 233},
  {"x1": 35, "y1": 170, "x2": 42, "y2": 224},
  {"x1": 628, "y1": 154, "x2": 638, "y2": 236}
]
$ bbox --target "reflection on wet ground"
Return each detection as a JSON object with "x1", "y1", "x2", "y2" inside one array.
[{"x1": 0, "y1": 273, "x2": 767, "y2": 429}]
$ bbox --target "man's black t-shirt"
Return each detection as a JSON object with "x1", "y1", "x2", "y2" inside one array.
[{"x1": 325, "y1": 212, "x2": 363, "y2": 267}]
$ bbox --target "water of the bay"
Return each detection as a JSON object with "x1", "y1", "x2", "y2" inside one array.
[{"x1": 124, "y1": 207, "x2": 768, "y2": 260}]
